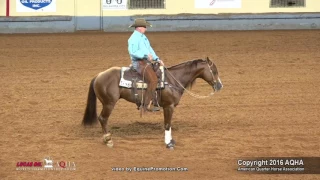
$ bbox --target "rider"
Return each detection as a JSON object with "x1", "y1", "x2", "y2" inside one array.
[{"x1": 128, "y1": 18, "x2": 164, "y2": 112}]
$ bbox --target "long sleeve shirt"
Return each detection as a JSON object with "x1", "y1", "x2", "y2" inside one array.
[{"x1": 128, "y1": 30, "x2": 159, "y2": 70}]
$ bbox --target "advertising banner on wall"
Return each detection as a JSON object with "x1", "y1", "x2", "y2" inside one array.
[
  {"x1": 195, "y1": 0, "x2": 241, "y2": 9},
  {"x1": 103, "y1": 0, "x2": 128, "y2": 10},
  {"x1": 16, "y1": 0, "x2": 57, "y2": 12}
]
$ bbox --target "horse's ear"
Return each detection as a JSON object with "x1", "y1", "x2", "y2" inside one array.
[{"x1": 206, "y1": 56, "x2": 210, "y2": 61}]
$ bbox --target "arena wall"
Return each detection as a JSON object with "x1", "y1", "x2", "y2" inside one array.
[
  {"x1": 0, "y1": 0, "x2": 5, "y2": 16},
  {"x1": 0, "y1": 0, "x2": 320, "y2": 33},
  {"x1": 104, "y1": 0, "x2": 320, "y2": 16}
]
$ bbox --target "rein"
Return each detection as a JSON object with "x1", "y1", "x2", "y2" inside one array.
[{"x1": 163, "y1": 61, "x2": 215, "y2": 99}]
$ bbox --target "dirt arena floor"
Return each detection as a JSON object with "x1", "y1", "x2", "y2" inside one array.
[{"x1": 0, "y1": 30, "x2": 319, "y2": 180}]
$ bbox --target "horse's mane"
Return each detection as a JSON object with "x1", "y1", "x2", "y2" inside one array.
[
  {"x1": 166, "y1": 59, "x2": 206, "y2": 70},
  {"x1": 166, "y1": 59, "x2": 207, "y2": 90}
]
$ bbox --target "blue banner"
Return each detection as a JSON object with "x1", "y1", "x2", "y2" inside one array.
[{"x1": 20, "y1": 0, "x2": 52, "y2": 10}]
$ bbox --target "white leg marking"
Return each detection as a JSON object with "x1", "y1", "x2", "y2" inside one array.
[{"x1": 165, "y1": 127, "x2": 172, "y2": 144}]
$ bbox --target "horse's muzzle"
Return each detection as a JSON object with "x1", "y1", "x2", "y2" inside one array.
[{"x1": 213, "y1": 79, "x2": 223, "y2": 92}]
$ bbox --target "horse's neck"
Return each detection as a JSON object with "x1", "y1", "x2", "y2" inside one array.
[{"x1": 166, "y1": 62, "x2": 204, "y2": 89}]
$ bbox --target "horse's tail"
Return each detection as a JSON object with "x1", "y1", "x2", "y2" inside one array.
[{"x1": 82, "y1": 77, "x2": 98, "y2": 126}]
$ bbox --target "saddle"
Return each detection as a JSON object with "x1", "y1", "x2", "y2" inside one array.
[
  {"x1": 119, "y1": 63, "x2": 166, "y2": 89},
  {"x1": 119, "y1": 62, "x2": 167, "y2": 109}
]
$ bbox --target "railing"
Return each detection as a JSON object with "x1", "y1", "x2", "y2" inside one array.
[
  {"x1": 270, "y1": 0, "x2": 305, "y2": 8},
  {"x1": 128, "y1": 0, "x2": 165, "y2": 9}
]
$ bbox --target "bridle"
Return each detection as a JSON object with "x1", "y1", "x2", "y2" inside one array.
[
  {"x1": 207, "y1": 60, "x2": 217, "y2": 87},
  {"x1": 163, "y1": 60, "x2": 218, "y2": 99}
]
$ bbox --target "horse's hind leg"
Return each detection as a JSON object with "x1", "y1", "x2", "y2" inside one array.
[{"x1": 98, "y1": 103, "x2": 115, "y2": 147}]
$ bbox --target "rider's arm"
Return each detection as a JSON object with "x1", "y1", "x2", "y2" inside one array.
[
  {"x1": 128, "y1": 39, "x2": 147, "y2": 60},
  {"x1": 149, "y1": 45, "x2": 159, "y2": 61},
  {"x1": 145, "y1": 38, "x2": 159, "y2": 61}
]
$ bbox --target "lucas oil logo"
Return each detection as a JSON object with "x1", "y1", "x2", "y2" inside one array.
[
  {"x1": 16, "y1": 157, "x2": 76, "y2": 171},
  {"x1": 20, "y1": 0, "x2": 53, "y2": 10}
]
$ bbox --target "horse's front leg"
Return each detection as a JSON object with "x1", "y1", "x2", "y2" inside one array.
[{"x1": 163, "y1": 104, "x2": 176, "y2": 150}]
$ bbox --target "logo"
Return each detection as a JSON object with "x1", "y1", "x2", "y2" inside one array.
[
  {"x1": 44, "y1": 157, "x2": 53, "y2": 168},
  {"x1": 16, "y1": 156, "x2": 76, "y2": 171},
  {"x1": 106, "y1": 0, "x2": 123, "y2": 4},
  {"x1": 210, "y1": 0, "x2": 216, "y2": 5},
  {"x1": 20, "y1": 0, "x2": 53, "y2": 10},
  {"x1": 16, "y1": 161, "x2": 42, "y2": 167}
]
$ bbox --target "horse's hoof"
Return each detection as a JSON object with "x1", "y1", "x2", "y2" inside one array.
[
  {"x1": 103, "y1": 133, "x2": 113, "y2": 148},
  {"x1": 170, "y1": 139, "x2": 176, "y2": 145},
  {"x1": 106, "y1": 140, "x2": 114, "y2": 148},
  {"x1": 166, "y1": 139, "x2": 175, "y2": 150},
  {"x1": 167, "y1": 146, "x2": 174, "y2": 150}
]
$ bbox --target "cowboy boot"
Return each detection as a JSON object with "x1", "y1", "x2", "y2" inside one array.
[
  {"x1": 152, "y1": 92, "x2": 160, "y2": 111},
  {"x1": 144, "y1": 95, "x2": 160, "y2": 112}
]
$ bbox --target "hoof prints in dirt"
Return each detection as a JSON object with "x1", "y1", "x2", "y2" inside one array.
[{"x1": 111, "y1": 122, "x2": 169, "y2": 136}]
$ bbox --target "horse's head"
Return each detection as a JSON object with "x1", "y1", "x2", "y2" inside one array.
[{"x1": 202, "y1": 57, "x2": 223, "y2": 92}]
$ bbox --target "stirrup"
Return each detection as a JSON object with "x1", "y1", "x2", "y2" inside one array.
[{"x1": 146, "y1": 105, "x2": 161, "y2": 112}]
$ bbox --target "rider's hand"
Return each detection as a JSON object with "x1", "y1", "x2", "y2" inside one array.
[
  {"x1": 159, "y1": 60, "x2": 164, "y2": 66},
  {"x1": 148, "y1": 54, "x2": 153, "y2": 61}
]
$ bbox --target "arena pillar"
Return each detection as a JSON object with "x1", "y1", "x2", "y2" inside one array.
[{"x1": 6, "y1": 0, "x2": 9, "y2": 17}]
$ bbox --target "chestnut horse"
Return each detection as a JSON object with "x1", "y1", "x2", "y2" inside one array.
[{"x1": 82, "y1": 57, "x2": 223, "y2": 149}]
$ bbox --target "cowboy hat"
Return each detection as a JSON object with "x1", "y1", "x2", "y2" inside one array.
[{"x1": 129, "y1": 18, "x2": 152, "y2": 28}]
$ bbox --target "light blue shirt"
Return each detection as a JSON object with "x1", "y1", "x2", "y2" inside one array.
[{"x1": 128, "y1": 30, "x2": 159, "y2": 70}]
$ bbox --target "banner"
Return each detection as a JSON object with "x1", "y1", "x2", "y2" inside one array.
[
  {"x1": 195, "y1": 0, "x2": 241, "y2": 9},
  {"x1": 103, "y1": 0, "x2": 128, "y2": 10},
  {"x1": 16, "y1": 0, "x2": 56, "y2": 12}
]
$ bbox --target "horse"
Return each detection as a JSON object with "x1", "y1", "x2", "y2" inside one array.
[{"x1": 81, "y1": 57, "x2": 223, "y2": 150}]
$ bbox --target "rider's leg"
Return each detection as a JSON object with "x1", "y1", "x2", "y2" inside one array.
[{"x1": 142, "y1": 64, "x2": 158, "y2": 111}]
